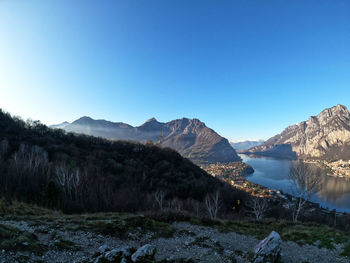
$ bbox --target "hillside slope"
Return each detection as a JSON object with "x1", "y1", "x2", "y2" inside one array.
[
  {"x1": 246, "y1": 105, "x2": 350, "y2": 160},
  {"x1": 0, "y1": 109, "x2": 244, "y2": 213},
  {"x1": 1, "y1": 204, "x2": 349, "y2": 263},
  {"x1": 52, "y1": 117, "x2": 240, "y2": 164}
]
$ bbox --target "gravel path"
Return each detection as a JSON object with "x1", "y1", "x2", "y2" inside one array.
[{"x1": 0, "y1": 220, "x2": 348, "y2": 263}]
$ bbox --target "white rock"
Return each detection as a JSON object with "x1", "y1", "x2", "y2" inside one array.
[
  {"x1": 131, "y1": 244, "x2": 156, "y2": 262},
  {"x1": 98, "y1": 244, "x2": 110, "y2": 254},
  {"x1": 252, "y1": 231, "x2": 282, "y2": 263},
  {"x1": 105, "y1": 247, "x2": 131, "y2": 261}
]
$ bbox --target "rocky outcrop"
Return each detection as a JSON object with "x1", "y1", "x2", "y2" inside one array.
[
  {"x1": 131, "y1": 244, "x2": 156, "y2": 262},
  {"x1": 51, "y1": 117, "x2": 240, "y2": 164},
  {"x1": 92, "y1": 244, "x2": 156, "y2": 263},
  {"x1": 252, "y1": 231, "x2": 282, "y2": 263},
  {"x1": 246, "y1": 105, "x2": 350, "y2": 160}
]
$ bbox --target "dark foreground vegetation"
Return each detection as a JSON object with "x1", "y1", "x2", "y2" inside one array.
[{"x1": 0, "y1": 109, "x2": 246, "y2": 214}]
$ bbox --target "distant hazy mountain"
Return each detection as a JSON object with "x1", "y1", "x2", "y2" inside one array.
[
  {"x1": 50, "y1": 121, "x2": 70, "y2": 129},
  {"x1": 246, "y1": 104, "x2": 350, "y2": 160},
  {"x1": 51, "y1": 117, "x2": 240, "y2": 164},
  {"x1": 230, "y1": 140, "x2": 264, "y2": 151}
]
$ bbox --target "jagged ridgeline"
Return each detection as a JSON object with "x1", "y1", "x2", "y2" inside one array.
[
  {"x1": 245, "y1": 104, "x2": 350, "y2": 160},
  {"x1": 0, "y1": 110, "x2": 245, "y2": 213},
  {"x1": 52, "y1": 116, "x2": 241, "y2": 165}
]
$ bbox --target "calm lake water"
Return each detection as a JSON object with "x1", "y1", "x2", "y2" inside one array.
[{"x1": 240, "y1": 154, "x2": 350, "y2": 213}]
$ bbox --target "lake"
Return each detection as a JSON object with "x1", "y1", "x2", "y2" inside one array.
[{"x1": 240, "y1": 154, "x2": 350, "y2": 213}]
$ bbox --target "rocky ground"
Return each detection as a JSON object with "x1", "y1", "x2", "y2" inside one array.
[{"x1": 0, "y1": 208, "x2": 350, "y2": 263}]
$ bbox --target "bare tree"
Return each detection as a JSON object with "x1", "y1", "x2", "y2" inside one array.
[
  {"x1": 191, "y1": 199, "x2": 201, "y2": 217},
  {"x1": 55, "y1": 163, "x2": 80, "y2": 202},
  {"x1": 168, "y1": 198, "x2": 183, "y2": 212},
  {"x1": 289, "y1": 161, "x2": 322, "y2": 222},
  {"x1": 13, "y1": 144, "x2": 48, "y2": 173},
  {"x1": 246, "y1": 196, "x2": 269, "y2": 221},
  {"x1": 154, "y1": 190, "x2": 166, "y2": 211},
  {"x1": 205, "y1": 190, "x2": 221, "y2": 219}
]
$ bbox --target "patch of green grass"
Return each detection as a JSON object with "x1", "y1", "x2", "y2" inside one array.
[
  {"x1": 54, "y1": 238, "x2": 79, "y2": 251},
  {"x1": 50, "y1": 230, "x2": 58, "y2": 240},
  {"x1": 2, "y1": 201, "x2": 348, "y2": 253},
  {"x1": 43, "y1": 213, "x2": 175, "y2": 239},
  {"x1": 13, "y1": 253, "x2": 30, "y2": 263},
  {"x1": 0, "y1": 223, "x2": 16, "y2": 239},
  {"x1": 246, "y1": 251, "x2": 255, "y2": 262},
  {"x1": 0, "y1": 199, "x2": 58, "y2": 219},
  {"x1": 281, "y1": 224, "x2": 347, "y2": 249},
  {"x1": 148, "y1": 210, "x2": 192, "y2": 223},
  {"x1": 206, "y1": 220, "x2": 349, "y2": 249},
  {"x1": 2, "y1": 207, "x2": 175, "y2": 240},
  {"x1": 341, "y1": 242, "x2": 350, "y2": 257},
  {"x1": 0, "y1": 224, "x2": 45, "y2": 254}
]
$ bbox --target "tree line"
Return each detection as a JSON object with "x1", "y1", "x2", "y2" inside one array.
[{"x1": 0, "y1": 109, "x2": 247, "y2": 215}]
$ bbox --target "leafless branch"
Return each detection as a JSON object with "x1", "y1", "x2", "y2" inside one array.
[
  {"x1": 246, "y1": 196, "x2": 269, "y2": 221},
  {"x1": 205, "y1": 190, "x2": 221, "y2": 219},
  {"x1": 154, "y1": 190, "x2": 166, "y2": 211},
  {"x1": 289, "y1": 161, "x2": 322, "y2": 222}
]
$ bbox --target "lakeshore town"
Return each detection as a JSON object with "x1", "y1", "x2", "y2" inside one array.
[
  {"x1": 202, "y1": 162, "x2": 277, "y2": 198},
  {"x1": 306, "y1": 159, "x2": 350, "y2": 178},
  {"x1": 201, "y1": 162, "x2": 348, "y2": 217}
]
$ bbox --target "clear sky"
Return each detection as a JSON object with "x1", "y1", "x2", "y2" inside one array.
[{"x1": 0, "y1": 0, "x2": 349, "y2": 141}]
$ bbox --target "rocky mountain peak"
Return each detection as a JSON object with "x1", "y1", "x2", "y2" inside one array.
[
  {"x1": 316, "y1": 104, "x2": 350, "y2": 123},
  {"x1": 145, "y1": 117, "x2": 158, "y2": 123},
  {"x1": 73, "y1": 116, "x2": 94, "y2": 125},
  {"x1": 246, "y1": 105, "x2": 350, "y2": 160},
  {"x1": 52, "y1": 116, "x2": 240, "y2": 164},
  {"x1": 138, "y1": 118, "x2": 163, "y2": 132}
]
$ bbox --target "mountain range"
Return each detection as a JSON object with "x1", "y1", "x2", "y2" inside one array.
[
  {"x1": 230, "y1": 140, "x2": 264, "y2": 151},
  {"x1": 52, "y1": 117, "x2": 240, "y2": 164},
  {"x1": 245, "y1": 104, "x2": 350, "y2": 160}
]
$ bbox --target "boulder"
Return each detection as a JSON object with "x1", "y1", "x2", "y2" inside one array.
[
  {"x1": 98, "y1": 244, "x2": 110, "y2": 254},
  {"x1": 252, "y1": 231, "x2": 282, "y2": 263},
  {"x1": 131, "y1": 244, "x2": 156, "y2": 263},
  {"x1": 105, "y1": 247, "x2": 132, "y2": 261},
  {"x1": 94, "y1": 246, "x2": 133, "y2": 263}
]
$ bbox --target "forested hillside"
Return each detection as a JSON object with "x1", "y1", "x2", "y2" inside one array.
[{"x1": 0, "y1": 110, "x2": 245, "y2": 214}]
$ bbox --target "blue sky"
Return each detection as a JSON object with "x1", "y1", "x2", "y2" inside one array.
[{"x1": 0, "y1": 0, "x2": 349, "y2": 141}]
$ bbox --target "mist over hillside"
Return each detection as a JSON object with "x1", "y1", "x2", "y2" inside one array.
[
  {"x1": 230, "y1": 140, "x2": 264, "y2": 151},
  {"x1": 52, "y1": 117, "x2": 241, "y2": 165}
]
